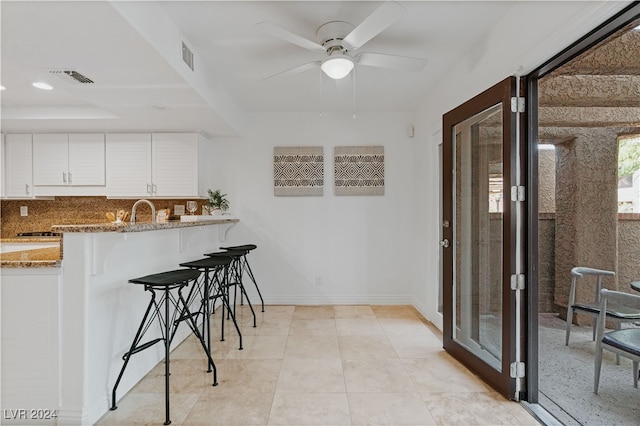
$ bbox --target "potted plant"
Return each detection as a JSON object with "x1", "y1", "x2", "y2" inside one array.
[{"x1": 207, "y1": 189, "x2": 229, "y2": 215}]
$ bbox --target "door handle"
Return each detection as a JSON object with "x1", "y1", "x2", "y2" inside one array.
[{"x1": 440, "y1": 239, "x2": 450, "y2": 248}]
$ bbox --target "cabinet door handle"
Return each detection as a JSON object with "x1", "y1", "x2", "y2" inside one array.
[
  {"x1": 25, "y1": 184, "x2": 30, "y2": 195},
  {"x1": 68, "y1": 172, "x2": 72, "y2": 184},
  {"x1": 152, "y1": 183, "x2": 157, "y2": 195},
  {"x1": 147, "y1": 183, "x2": 152, "y2": 194},
  {"x1": 63, "y1": 172, "x2": 67, "y2": 183}
]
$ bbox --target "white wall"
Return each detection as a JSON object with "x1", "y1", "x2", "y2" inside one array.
[{"x1": 211, "y1": 111, "x2": 418, "y2": 305}]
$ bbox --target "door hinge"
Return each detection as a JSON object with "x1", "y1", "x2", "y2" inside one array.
[
  {"x1": 511, "y1": 274, "x2": 525, "y2": 290},
  {"x1": 510, "y1": 185, "x2": 525, "y2": 202},
  {"x1": 510, "y1": 362, "x2": 525, "y2": 379},
  {"x1": 511, "y1": 96, "x2": 525, "y2": 113}
]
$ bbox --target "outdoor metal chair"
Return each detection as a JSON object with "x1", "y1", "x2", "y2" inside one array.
[
  {"x1": 564, "y1": 267, "x2": 640, "y2": 346},
  {"x1": 593, "y1": 289, "x2": 640, "y2": 394}
]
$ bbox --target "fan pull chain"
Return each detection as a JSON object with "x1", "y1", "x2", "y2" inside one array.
[
  {"x1": 319, "y1": 69, "x2": 324, "y2": 119},
  {"x1": 352, "y1": 66, "x2": 357, "y2": 120}
]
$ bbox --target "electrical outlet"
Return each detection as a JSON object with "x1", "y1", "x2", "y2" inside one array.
[
  {"x1": 174, "y1": 205, "x2": 185, "y2": 216},
  {"x1": 20, "y1": 206, "x2": 28, "y2": 217},
  {"x1": 314, "y1": 276, "x2": 323, "y2": 287}
]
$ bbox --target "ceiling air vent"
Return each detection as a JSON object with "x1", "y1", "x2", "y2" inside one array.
[
  {"x1": 182, "y1": 41, "x2": 194, "y2": 71},
  {"x1": 49, "y1": 70, "x2": 94, "y2": 84}
]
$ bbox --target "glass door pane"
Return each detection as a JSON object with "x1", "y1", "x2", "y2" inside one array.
[{"x1": 453, "y1": 103, "x2": 503, "y2": 371}]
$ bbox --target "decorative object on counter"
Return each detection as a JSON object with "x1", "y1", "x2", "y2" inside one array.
[
  {"x1": 207, "y1": 189, "x2": 230, "y2": 215},
  {"x1": 186, "y1": 200, "x2": 198, "y2": 215},
  {"x1": 273, "y1": 146, "x2": 324, "y2": 196},
  {"x1": 334, "y1": 145, "x2": 384, "y2": 196},
  {"x1": 117, "y1": 209, "x2": 130, "y2": 222},
  {"x1": 156, "y1": 208, "x2": 170, "y2": 223},
  {"x1": 106, "y1": 210, "x2": 130, "y2": 223}
]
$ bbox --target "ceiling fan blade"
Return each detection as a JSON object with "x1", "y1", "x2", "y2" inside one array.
[
  {"x1": 261, "y1": 61, "x2": 320, "y2": 81},
  {"x1": 356, "y1": 52, "x2": 427, "y2": 71},
  {"x1": 343, "y1": 1, "x2": 406, "y2": 49},
  {"x1": 255, "y1": 22, "x2": 325, "y2": 53}
]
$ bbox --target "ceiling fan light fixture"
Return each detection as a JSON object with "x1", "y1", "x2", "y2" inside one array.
[
  {"x1": 321, "y1": 55, "x2": 354, "y2": 80},
  {"x1": 32, "y1": 81, "x2": 53, "y2": 90}
]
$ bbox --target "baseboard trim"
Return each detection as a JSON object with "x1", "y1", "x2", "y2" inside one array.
[{"x1": 261, "y1": 295, "x2": 413, "y2": 305}]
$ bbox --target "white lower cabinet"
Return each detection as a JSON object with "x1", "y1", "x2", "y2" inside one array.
[
  {"x1": 4, "y1": 134, "x2": 34, "y2": 199},
  {"x1": 106, "y1": 133, "x2": 206, "y2": 198}
]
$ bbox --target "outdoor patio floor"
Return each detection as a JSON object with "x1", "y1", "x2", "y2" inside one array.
[{"x1": 538, "y1": 313, "x2": 639, "y2": 425}]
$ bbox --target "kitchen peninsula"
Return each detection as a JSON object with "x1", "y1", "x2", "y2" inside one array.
[{"x1": 1, "y1": 217, "x2": 238, "y2": 425}]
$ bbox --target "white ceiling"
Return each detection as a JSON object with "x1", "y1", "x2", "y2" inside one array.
[{"x1": 1, "y1": 1, "x2": 516, "y2": 137}]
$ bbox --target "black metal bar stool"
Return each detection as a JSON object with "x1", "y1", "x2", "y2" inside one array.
[
  {"x1": 221, "y1": 244, "x2": 265, "y2": 312},
  {"x1": 205, "y1": 249, "x2": 257, "y2": 328},
  {"x1": 110, "y1": 269, "x2": 218, "y2": 425},
  {"x1": 179, "y1": 256, "x2": 244, "y2": 350}
]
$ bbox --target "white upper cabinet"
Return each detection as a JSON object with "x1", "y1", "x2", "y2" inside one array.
[
  {"x1": 106, "y1": 133, "x2": 153, "y2": 197},
  {"x1": 33, "y1": 133, "x2": 105, "y2": 195},
  {"x1": 106, "y1": 133, "x2": 203, "y2": 198},
  {"x1": 4, "y1": 134, "x2": 34, "y2": 199},
  {"x1": 33, "y1": 133, "x2": 68, "y2": 185},
  {"x1": 151, "y1": 133, "x2": 199, "y2": 197},
  {"x1": 68, "y1": 134, "x2": 106, "y2": 185}
]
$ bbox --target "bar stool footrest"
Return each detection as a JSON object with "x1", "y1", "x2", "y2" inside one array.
[{"x1": 124, "y1": 338, "x2": 163, "y2": 359}]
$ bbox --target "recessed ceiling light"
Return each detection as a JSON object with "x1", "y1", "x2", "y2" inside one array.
[
  {"x1": 32, "y1": 82, "x2": 53, "y2": 90},
  {"x1": 0, "y1": 85, "x2": 5, "y2": 90}
]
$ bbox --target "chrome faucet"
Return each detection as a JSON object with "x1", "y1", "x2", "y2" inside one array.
[{"x1": 131, "y1": 199, "x2": 156, "y2": 224}]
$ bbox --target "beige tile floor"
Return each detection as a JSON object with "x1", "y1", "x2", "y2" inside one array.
[{"x1": 97, "y1": 305, "x2": 539, "y2": 426}]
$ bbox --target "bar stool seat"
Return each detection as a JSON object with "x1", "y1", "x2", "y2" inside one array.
[
  {"x1": 220, "y1": 244, "x2": 264, "y2": 312},
  {"x1": 179, "y1": 256, "x2": 244, "y2": 350},
  {"x1": 110, "y1": 269, "x2": 217, "y2": 425},
  {"x1": 206, "y1": 250, "x2": 257, "y2": 327}
]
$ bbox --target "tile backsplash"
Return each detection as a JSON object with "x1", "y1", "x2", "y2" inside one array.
[{"x1": 0, "y1": 196, "x2": 206, "y2": 238}]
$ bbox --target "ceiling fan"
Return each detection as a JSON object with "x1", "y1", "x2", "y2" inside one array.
[{"x1": 256, "y1": 1, "x2": 427, "y2": 81}]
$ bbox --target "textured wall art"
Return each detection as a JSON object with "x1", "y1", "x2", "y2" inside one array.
[
  {"x1": 273, "y1": 146, "x2": 324, "y2": 196},
  {"x1": 334, "y1": 146, "x2": 385, "y2": 195}
]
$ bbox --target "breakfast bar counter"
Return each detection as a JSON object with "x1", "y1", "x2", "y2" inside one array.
[
  {"x1": 51, "y1": 216, "x2": 238, "y2": 233},
  {"x1": 1, "y1": 217, "x2": 240, "y2": 425}
]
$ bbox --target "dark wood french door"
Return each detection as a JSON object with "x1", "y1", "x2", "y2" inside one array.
[{"x1": 441, "y1": 76, "x2": 526, "y2": 399}]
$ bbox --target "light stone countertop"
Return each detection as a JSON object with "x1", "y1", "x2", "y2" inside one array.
[
  {"x1": 2, "y1": 217, "x2": 238, "y2": 268},
  {"x1": 51, "y1": 217, "x2": 239, "y2": 233},
  {"x1": 0, "y1": 246, "x2": 62, "y2": 268}
]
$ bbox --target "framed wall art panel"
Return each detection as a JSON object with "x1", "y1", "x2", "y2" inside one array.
[
  {"x1": 273, "y1": 146, "x2": 324, "y2": 196},
  {"x1": 334, "y1": 146, "x2": 384, "y2": 196}
]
